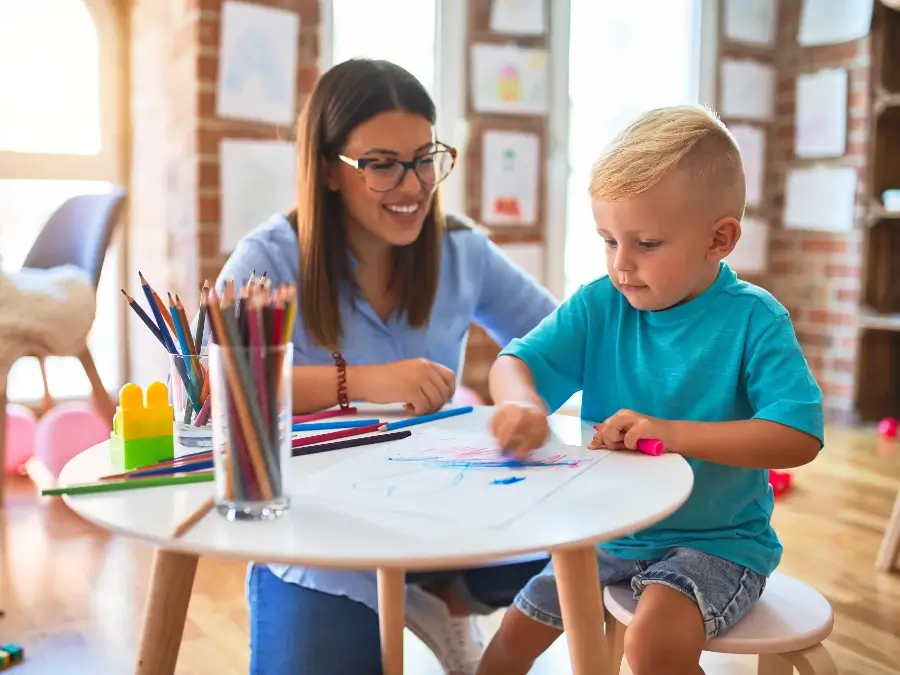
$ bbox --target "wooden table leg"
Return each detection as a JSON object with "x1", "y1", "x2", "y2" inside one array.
[
  {"x1": 876, "y1": 487, "x2": 900, "y2": 573},
  {"x1": 0, "y1": 388, "x2": 7, "y2": 507},
  {"x1": 134, "y1": 548, "x2": 199, "y2": 675},
  {"x1": 377, "y1": 567, "x2": 406, "y2": 675},
  {"x1": 552, "y1": 546, "x2": 609, "y2": 675}
]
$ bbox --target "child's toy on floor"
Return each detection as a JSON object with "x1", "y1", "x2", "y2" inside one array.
[
  {"x1": 32, "y1": 401, "x2": 110, "y2": 477},
  {"x1": 3, "y1": 404, "x2": 36, "y2": 474},
  {"x1": 878, "y1": 417, "x2": 898, "y2": 439},
  {"x1": 110, "y1": 382, "x2": 175, "y2": 471},
  {"x1": 0, "y1": 644, "x2": 23, "y2": 670},
  {"x1": 769, "y1": 470, "x2": 793, "y2": 498}
]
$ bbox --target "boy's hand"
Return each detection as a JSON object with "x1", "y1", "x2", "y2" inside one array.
[
  {"x1": 490, "y1": 402, "x2": 550, "y2": 458},
  {"x1": 589, "y1": 409, "x2": 675, "y2": 452}
]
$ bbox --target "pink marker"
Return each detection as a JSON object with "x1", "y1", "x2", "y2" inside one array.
[{"x1": 593, "y1": 425, "x2": 664, "y2": 456}]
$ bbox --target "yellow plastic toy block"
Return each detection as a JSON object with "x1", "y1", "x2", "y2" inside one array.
[
  {"x1": 109, "y1": 382, "x2": 175, "y2": 471},
  {"x1": 114, "y1": 382, "x2": 173, "y2": 441}
]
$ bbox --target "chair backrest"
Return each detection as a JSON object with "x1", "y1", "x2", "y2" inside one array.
[{"x1": 21, "y1": 186, "x2": 128, "y2": 288}]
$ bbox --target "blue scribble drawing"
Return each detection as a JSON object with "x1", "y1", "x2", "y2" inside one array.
[
  {"x1": 351, "y1": 464, "x2": 468, "y2": 498},
  {"x1": 490, "y1": 476, "x2": 526, "y2": 485}
]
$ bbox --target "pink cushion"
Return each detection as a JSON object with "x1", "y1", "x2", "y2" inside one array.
[
  {"x1": 453, "y1": 386, "x2": 485, "y2": 407},
  {"x1": 4, "y1": 404, "x2": 37, "y2": 473},
  {"x1": 34, "y1": 402, "x2": 110, "y2": 476}
]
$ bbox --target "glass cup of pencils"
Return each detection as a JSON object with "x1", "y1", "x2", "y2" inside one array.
[
  {"x1": 169, "y1": 347, "x2": 212, "y2": 449},
  {"x1": 207, "y1": 283, "x2": 294, "y2": 521}
]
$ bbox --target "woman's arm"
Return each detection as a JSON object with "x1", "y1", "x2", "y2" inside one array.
[{"x1": 291, "y1": 364, "x2": 371, "y2": 414}]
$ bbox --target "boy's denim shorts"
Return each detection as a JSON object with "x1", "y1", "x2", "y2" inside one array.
[{"x1": 514, "y1": 546, "x2": 767, "y2": 641}]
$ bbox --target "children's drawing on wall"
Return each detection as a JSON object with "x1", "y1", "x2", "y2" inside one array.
[
  {"x1": 481, "y1": 131, "x2": 540, "y2": 227},
  {"x1": 471, "y1": 43, "x2": 548, "y2": 115},
  {"x1": 293, "y1": 430, "x2": 605, "y2": 529},
  {"x1": 216, "y1": 1, "x2": 299, "y2": 125}
]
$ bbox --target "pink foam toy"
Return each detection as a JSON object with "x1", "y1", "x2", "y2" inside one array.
[
  {"x1": 878, "y1": 417, "x2": 898, "y2": 439},
  {"x1": 33, "y1": 402, "x2": 110, "y2": 477},
  {"x1": 4, "y1": 404, "x2": 37, "y2": 473}
]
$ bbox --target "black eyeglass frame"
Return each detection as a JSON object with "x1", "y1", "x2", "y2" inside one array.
[{"x1": 336, "y1": 143, "x2": 458, "y2": 193}]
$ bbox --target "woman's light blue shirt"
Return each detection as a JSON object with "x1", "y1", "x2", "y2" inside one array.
[{"x1": 214, "y1": 213, "x2": 558, "y2": 610}]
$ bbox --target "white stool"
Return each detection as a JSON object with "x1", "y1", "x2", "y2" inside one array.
[{"x1": 602, "y1": 571, "x2": 838, "y2": 674}]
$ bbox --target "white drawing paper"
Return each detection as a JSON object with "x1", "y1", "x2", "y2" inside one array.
[
  {"x1": 724, "y1": 0, "x2": 777, "y2": 48},
  {"x1": 471, "y1": 44, "x2": 549, "y2": 115},
  {"x1": 481, "y1": 130, "x2": 540, "y2": 226},
  {"x1": 729, "y1": 124, "x2": 767, "y2": 208},
  {"x1": 728, "y1": 217, "x2": 769, "y2": 274},
  {"x1": 795, "y1": 68, "x2": 848, "y2": 159},
  {"x1": 784, "y1": 165, "x2": 858, "y2": 232},
  {"x1": 219, "y1": 139, "x2": 296, "y2": 253},
  {"x1": 720, "y1": 59, "x2": 775, "y2": 122},
  {"x1": 489, "y1": 0, "x2": 546, "y2": 36},
  {"x1": 499, "y1": 242, "x2": 545, "y2": 284},
  {"x1": 292, "y1": 430, "x2": 600, "y2": 529},
  {"x1": 798, "y1": 0, "x2": 874, "y2": 46},
  {"x1": 216, "y1": 1, "x2": 299, "y2": 125}
]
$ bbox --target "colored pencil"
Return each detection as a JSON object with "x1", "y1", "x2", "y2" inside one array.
[
  {"x1": 378, "y1": 406, "x2": 474, "y2": 431},
  {"x1": 172, "y1": 495, "x2": 215, "y2": 538},
  {"x1": 128, "y1": 459, "x2": 214, "y2": 479},
  {"x1": 41, "y1": 471, "x2": 214, "y2": 496},
  {"x1": 291, "y1": 408, "x2": 358, "y2": 424},
  {"x1": 291, "y1": 423, "x2": 382, "y2": 448},
  {"x1": 121, "y1": 289, "x2": 164, "y2": 346},
  {"x1": 591, "y1": 425, "x2": 664, "y2": 456},
  {"x1": 292, "y1": 418, "x2": 380, "y2": 431},
  {"x1": 292, "y1": 430, "x2": 412, "y2": 457}
]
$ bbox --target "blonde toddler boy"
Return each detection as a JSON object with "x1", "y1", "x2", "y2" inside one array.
[{"x1": 477, "y1": 105, "x2": 824, "y2": 675}]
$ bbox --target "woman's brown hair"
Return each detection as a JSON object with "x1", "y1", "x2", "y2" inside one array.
[{"x1": 292, "y1": 58, "x2": 459, "y2": 351}]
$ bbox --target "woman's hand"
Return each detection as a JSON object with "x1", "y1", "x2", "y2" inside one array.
[
  {"x1": 489, "y1": 401, "x2": 549, "y2": 458},
  {"x1": 355, "y1": 359, "x2": 457, "y2": 415}
]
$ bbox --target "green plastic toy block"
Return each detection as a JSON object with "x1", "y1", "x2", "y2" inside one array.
[{"x1": 110, "y1": 432, "x2": 175, "y2": 471}]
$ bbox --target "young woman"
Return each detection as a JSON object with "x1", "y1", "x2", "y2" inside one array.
[{"x1": 215, "y1": 58, "x2": 558, "y2": 675}]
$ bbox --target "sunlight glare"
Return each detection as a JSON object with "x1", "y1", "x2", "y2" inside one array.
[{"x1": 0, "y1": 0, "x2": 101, "y2": 154}]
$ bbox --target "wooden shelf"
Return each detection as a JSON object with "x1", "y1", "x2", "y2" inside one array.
[
  {"x1": 879, "y1": 3, "x2": 900, "y2": 94},
  {"x1": 856, "y1": 329, "x2": 900, "y2": 422},
  {"x1": 863, "y1": 219, "x2": 900, "y2": 313},
  {"x1": 859, "y1": 310, "x2": 900, "y2": 331},
  {"x1": 871, "y1": 106, "x2": 900, "y2": 202}
]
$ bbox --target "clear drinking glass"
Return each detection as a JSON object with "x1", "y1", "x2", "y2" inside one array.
[
  {"x1": 208, "y1": 342, "x2": 293, "y2": 520},
  {"x1": 168, "y1": 348, "x2": 212, "y2": 450}
]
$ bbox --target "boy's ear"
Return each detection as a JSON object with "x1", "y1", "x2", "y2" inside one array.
[{"x1": 708, "y1": 216, "x2": 741, "y2": 261}]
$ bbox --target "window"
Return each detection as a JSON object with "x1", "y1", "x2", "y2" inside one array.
[
  {"x1": 563, "y1": 0, "x2": 704, "y2": 297},
  {"x1": 0, "y1": 0, "x2": 123, "y2": 403},
  {"x1": 329, "y1": 0, "x2": 438, "y2": 96}
]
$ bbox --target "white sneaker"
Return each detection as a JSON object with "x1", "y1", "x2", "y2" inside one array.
[{"x1": 405, "y1": 584, "x2": 484, "y2": 675}]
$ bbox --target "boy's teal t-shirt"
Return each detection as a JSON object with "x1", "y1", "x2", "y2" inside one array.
[{"x1": 500, "y1": 262, "x2": 824, "y2": 576}]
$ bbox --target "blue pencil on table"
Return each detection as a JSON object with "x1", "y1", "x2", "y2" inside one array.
[
  {"x1": 128, "y1": 459, "x2": 214, "y2": 479},
  {"x1": 291, "y1": 418, "x2": 380, "y2": 432},
  {"x1": 378, "y1": 406, "x2": 474, "y2": 431}
]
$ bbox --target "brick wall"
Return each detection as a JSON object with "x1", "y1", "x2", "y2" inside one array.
[
  {"x1": 761, "y1": 2, "x2": 871, "y2": 424},
  {"x1": 127, "y1": 0, "x2": 319, "y2": 386}
]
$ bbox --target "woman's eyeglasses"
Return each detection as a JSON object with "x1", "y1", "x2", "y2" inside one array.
[{"x1": 337, "y1": 144, "x2": 457, "y2": 193}]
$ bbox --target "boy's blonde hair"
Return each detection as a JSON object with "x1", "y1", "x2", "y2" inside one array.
[{"x1": 589, "y1": 105, "x2": 746, "y2": 219}]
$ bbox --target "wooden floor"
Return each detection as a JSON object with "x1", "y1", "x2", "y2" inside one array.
[{"x1": 0, "y1": 427, "x2": 898, "y2": 674}]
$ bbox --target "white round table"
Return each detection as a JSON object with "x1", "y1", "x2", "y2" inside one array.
[{"x1": 58, "y1": 405, "x2": 694, "y2": 675}]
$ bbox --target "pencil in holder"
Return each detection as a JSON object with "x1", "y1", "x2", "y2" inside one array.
[
  {"x1": 208, "y1": 341, "x2": 293, "y2": 521},
  {"x1": 168, "y1": 347, "x2": 212, "y2": 449}
]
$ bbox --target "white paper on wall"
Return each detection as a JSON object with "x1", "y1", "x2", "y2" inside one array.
[
  {"x1": 219, "y1": 139, "x2": 296, "y2": 253},
  {"x1": 784, "y1": 165, "x2": 858, "y2": 232},
  {"x1": 216, "y1": 1, "x2": 299, "y2": 125},
  {"x1": 729, "y1": 124, "x2": 767, "y2": 208},
  {"x1": 481, "y1": 130, "x2": 540, "y2": 227},
  {"x1": 728, "y1": 217, "x2": 769, "y2": 274},
  {"x1": 723, "y1": 0, "x2": 777, "y2": 48},
  {"x1": 798, "y1": 0, "x2": 874, "y2": 47},
  {"x1": 498, "y1": 242, "x2": 544, "y2": 283},
  {"x1": 795, "y1": 68, "x2": 848, "y2": 159},
  {"x1": 471, "y1": 44, "x2": 549, "y2": 115},
  {"x1": 489, "y1": 0, "x2": 546, "y2": 35},
  {"x1": 720, "y1": 59, "x2": 775, "y2": 122}
]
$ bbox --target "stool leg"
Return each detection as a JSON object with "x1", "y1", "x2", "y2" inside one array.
[
  {"x1": 377, "y1": 567, "x2": 405, "y2": 675},
  {"x1": 552, "y1": 546, "x2": 609, "y2": 675},
  {"x1": 603, "y1": 610, "x2": 625, "y2": 674},
  {"x1": 782, "y1": 644, "x2": 839, "y2": 675},
  {"x1": 758, "y1": 654, "x2": 793, "y2": 674},
  {"x1": 78, "y1": 348, "x2": 115, "y2": 429},
  {"x1": 0, "y1": 388, "x2": 6, "y2": 506},
  {"x1": 876, "y1": 488, "x2": 900, "y2": 573}
]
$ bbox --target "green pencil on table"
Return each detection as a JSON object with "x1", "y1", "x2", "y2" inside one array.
[{"x1": 42, "y1": 471, "x2": 214, "y2": 496}]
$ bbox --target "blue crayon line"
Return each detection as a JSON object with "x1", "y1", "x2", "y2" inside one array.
[
  {"x1": 292, "y1": 418, "x2": 380, "y2": 431},
  {"x1": 128, "y1": 459, "x2": 214, "y2": 479},
  {"x1": 386, "y1": 458, "x2": 578, "y2": 468},
  {"x1": 491, "y1": 476, "x2": 526, "y2": 485}
]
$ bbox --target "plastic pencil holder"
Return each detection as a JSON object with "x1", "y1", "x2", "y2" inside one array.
[
  {"x1": 168, "y1": 347, "x2": 212, "y2": 450},
  {"x1": 208, "y1": 341, "x2": 293, "y2": 521}
]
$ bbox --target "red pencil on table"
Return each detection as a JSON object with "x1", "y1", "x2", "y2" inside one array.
[
  {"x1": 292, "y1": 407, "x2": 357, "y2": 424},
  {"x1": 291, "y1": 423, "x2": 381, "y2": 448}
]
